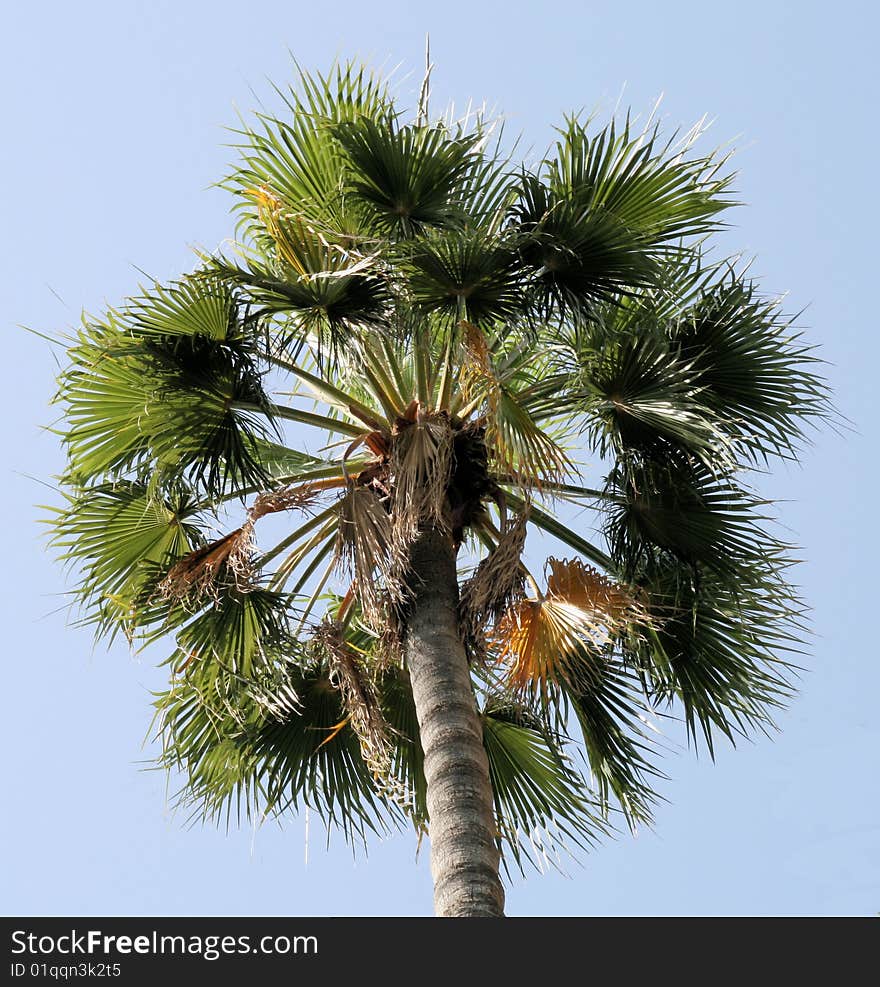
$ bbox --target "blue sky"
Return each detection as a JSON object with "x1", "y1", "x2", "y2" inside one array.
[{"x1": 3, "y1": 0, "x2": 878, "y2": 916}]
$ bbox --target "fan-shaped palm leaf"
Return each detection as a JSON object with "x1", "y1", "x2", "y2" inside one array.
[
  {"x1": 406, "y1": 228, "x2": 526, "y2": 326},
  {"x1": 46, "y1": 481, "x2": 202, "y2": 639},
  {"x1": 514, "y1": 115, "x2": 731, "y2": 315},
  {"x1": 673, "y1": 274, "x2": 828, "y2": 460},
  {"x1": 56, "y1": 313, "x2": 274, "y2": 495},
  {"x1": 481, "y1": 705, "x2": 608, "y2": 873},
  {"x1": 155, "y1": 654, "x2": 395, "y2": 840},
  {"x1": 578, "y1": 331, "x2": 725, "y2": 462},
  {"x1": 224, "y1": 62, "x2": 394, "y2": 241},
  {"x1": 334, "y1": 117, "x2": 480, "y2": 238},
  {"x1": 630, "y1": 561, "x2": 801, "y2": 752},
  {"x1": 604, "y1": 460, "x2": 785, "y2": 582}
]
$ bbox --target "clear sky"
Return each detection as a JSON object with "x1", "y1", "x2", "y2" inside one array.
[{"x1": 3, "y1": 0, "x2": 878, "y2": 917}]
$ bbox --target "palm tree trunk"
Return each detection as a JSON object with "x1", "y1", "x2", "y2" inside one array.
[{"x1": 403, "y1": 524, "x2": 505, "y2": 917}]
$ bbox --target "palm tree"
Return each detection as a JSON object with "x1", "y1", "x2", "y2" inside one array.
[{"x1": 47, "y1": 62, "x2": 828, "y2": 917}]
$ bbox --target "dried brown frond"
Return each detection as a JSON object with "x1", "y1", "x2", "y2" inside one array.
[
  {"x1": 157, "y1": 482, "x2": 329, "y2": 606},
  {"x1": 314, "y1": 622, "x2": 392, "y2": 763},
  {"x1": 459, "y1": 320, "x2": 500, "y2": 418},
  {"x1": 376, "y1": 620, "x2": 405, "y2": 671},
  {"x1": 353, "y1": 459, "x2": 392, "y2": 500},
  {"x1": 491, "y1": 598, "x2": 603, "y2": 696},
  {"x1": 459, "y1": 512, "x2": 529, "y2": 661},
  {"x1": 248, "y1": 480, "x2": 330, "y2": 521},
  {"x1": 313, "y1": 621, "x2": 411, "y2": 810},
  {"x1": 364, "y1": 430, "x2": 391, "y2": 458},
  {"x1": 158, "y1": 524, "x2": 256, "y2": 603},
  {"x1": 390, "y1": 410, "x2": 453, "y2": 548},
  {"x1": 545, "y1": 558, "x2": 648, "y2": 625},
  {"x1": 335, "y1": 484, "x2": 401, "y2": 630},
  {"x1": 490, "y1": 558, "x2": 648, "y2": 697}
]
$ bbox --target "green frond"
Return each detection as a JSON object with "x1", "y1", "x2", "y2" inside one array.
[
  {"x1": 604, "y1": 460, "x2": 784, "y2": 583},
  {"x1": 578, "y1": 331, "x2": 726, "y2": 462},
  {"x1": 45, "y1": 481, "x2": 202, "y2": 640},
  {"x1": 488, "y1": 385, "x2": 573, "y2": 485},
  {"x1": 514, "y1": 114, "x2": 732, "y2": 315},
  {"x1": 121, "y1": 274, "x2": 240, "y2": 341},
  {"x1": 406, "y1": 228, "x2": 526, "y2": 326},
  {"x1": 203, "y1": 248, "x2": 389, "y2": 368},
  {"x1": 56, "y1": 310, "x2": 274, "y2": 495},
  {"x1": 630, "y1": 562, "x2": 801, "y2": 753},
  {"x1": 482, "y1": 704, "x2": 608, "y2": 874},
  {"x1": 334, "y1": 117, "x2": 480, "y2": 238},
  {"x1": 167, "y1": 587, "x2": 297, "y2": 679},
  {"x1": 551, "y1": 260, "x2": 830, "y2": 466},
  {"x1": 455, "y1": 123, "x2": 519, "y2": 231},
  {"x1": 155, "y1": 607, "x2": 415, "y2": 839},
  {"x1": 673, "y1": 274, "x2": 830, "y2": 461},
  {"x1": 249, "y1": 440, "x2": 346, "y2": 485},
  {"x1": 223, "y1": 60, "x2": 395, "y2": 240},
  {"x1": 155, "y1": 651, "x2": 397, "y2": 841},
  {"x1": 567, "y1": 660, "x2": 663, "y2": 830}
]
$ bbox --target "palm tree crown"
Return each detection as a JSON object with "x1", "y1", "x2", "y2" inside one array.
[{"x1": 47, "y1": 62, "x2": 828, "y2": 911}]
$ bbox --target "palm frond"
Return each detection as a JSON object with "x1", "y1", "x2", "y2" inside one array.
[
  {"x1": 45, "y1": 481, "x2": 202, "y2": 640},
  {"x1": 604, "y1": 459, "x2": 785, "y2": 583},
  {"x1": 335, "y1": 483, "x2": 397, "y2": 625},
  {"x1": 390, "y1": 411, "x2": 453, "y2": 543},
  {"x1": 514, "y1": 114, "x2": 732, "y2": 315},
  {"x1": 248, "y1": 439, "x2": 351, "y2": 485},
  {"x1": 482, "y1": 704, "x2": 608, "y2": 874},
  {"x1": 333, "y1": 117, "x2": 479, "y2": 237},
  {"x1": 567, "y1": 666, "x2": 663, "y2": 830},
  {"x1": 223, "y1": 60, "x2": 395, "y2": 241},
  {"x1": 491, "y1": 560, "x2": 642, "y2": 698},
  {"x1": 121, "y1": 274, "x2": 240, "y2": 341},
  {"x1": 578, "y1": 330, "x2": 726, "y2": 463},
  {"x1": 488, "y1": 385, "x2": 573, "y2": 485},
  {"x1": 630, "y1": 561, "x2": 801, "y2": 753},
  {"x1": 455, "y1": 121, "x2": 519, "y2": 231},
  {"x1": 155, "y1": 652, "x2": 397, "y2": 840},
  {"x1": 673, "y1": 274, "x2": 830, "y2": 461},
  {"x1": 56, "y1": 311, "x2": 274, "y2": 496},
  {"x1": 229, "y1": 200, "x2": 390, "y2": 356},
  {"x1": 406, "y1": 228, "x2": 526, "y2": 326},
  {"x1": 168, "y1": 587, "x2": 294, "y2": 678}
]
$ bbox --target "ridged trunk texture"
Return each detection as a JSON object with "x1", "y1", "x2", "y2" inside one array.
[{"x1": 403, "y1": 525, "x2": 505, "y2": 917}]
